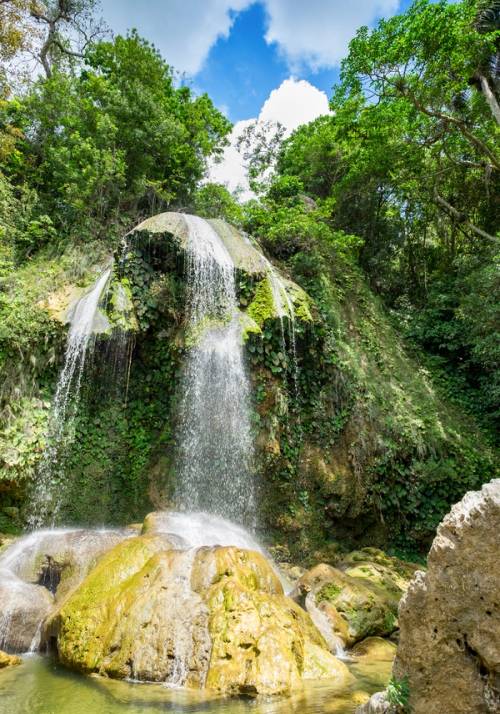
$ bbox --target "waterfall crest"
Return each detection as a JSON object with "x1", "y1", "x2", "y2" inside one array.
[{"x1": 174, "y1": 215, "x2": 255, "y2": 524}]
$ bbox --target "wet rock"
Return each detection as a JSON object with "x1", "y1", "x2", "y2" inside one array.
[
  {"x1": 140, "y1": 512, "x2": 189, "y2": 547},
  {"x1": 351, "y1": 637, "x2": 396, "y2": 663},
  {"x1": 278, "y1": 562, "x2": 306, "y2": 583},
  {"x1": 53, "y1": 539, "x2": 350, "y2": 696},
  {"x1": 393, "y1": 479, "x2": 500, "y2": 714},
  {"x1": 0, "y1": 574, "x2": 53, "y2": 652},
  {"x1": 356, "y1": 691, "x2": 395, "y2": 713},
  {"x1": 291, "y1": 551, "x2": 417, "y2": 647},
  {"x1": 4, "y1": 529, "x2": 130, "y2": 602},
  {"x1": 0, "y1": 650, "x2": 22, "y2": 668}
]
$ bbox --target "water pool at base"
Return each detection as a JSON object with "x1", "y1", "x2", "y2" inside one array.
[{"x1": 0, "y1": 652, "x2": 392, "y2": 714}]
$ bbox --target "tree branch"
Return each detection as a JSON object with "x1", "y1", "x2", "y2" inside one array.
[
  {"x1": 405, "y1": 90, "x2": 500, "y2": 171},
  {"x1": 434, "y1": 191, "x2": 500, "y2": 244},
  {"x1": 477, "y1": 73, "x2": 500, "y2": 125}
]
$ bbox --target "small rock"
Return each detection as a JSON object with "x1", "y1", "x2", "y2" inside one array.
[
  {"x1": 0, "y1": 650, "x2": 22, "y2": 668},
  {"x1": 356, "y1": 690, "x2": 395, "y2": 713}
]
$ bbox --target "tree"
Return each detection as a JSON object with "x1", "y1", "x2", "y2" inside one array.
[
  {"x1": 0, "y1": 32, "x2": 231, "y2": 237},
  {"x1": 265, "y1": 0, "x2": 499, "y2": 430},
  {"x1": 29, "y1": 0, "x2": 107, "y2": 77}
]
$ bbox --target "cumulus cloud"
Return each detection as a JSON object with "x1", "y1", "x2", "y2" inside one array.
[
  {"x1": 263, "y1": 0, "x2": 400, "y2": 70},
  {"x1": 208, "y1": 78, "x2": 330, "y2": 199},
  {"x1": 102, "y1": 0, "x2": 401, "y2": 75},
  {"x1": 259, "y1": 78, "x2": 330, "y2": 131},
  {"x1": 101, "y1": 0, "x2": 252, "y2": 75}
]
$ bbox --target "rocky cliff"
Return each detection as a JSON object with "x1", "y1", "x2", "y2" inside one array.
[{"x1": 0, "y1": 214, "x2": 496, "y2": 557}]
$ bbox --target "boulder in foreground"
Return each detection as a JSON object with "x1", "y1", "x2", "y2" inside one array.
[
  {"x1": 49, "y1": 530, "x2": 351, "y2": 696},
  {"x1": 393, "y1": 479, "x2": 500, "y2": 714}
]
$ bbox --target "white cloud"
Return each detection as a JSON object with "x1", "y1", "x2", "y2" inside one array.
[
  {"x1": 102, "y1": 0, "x2": 401, "y2": 76},
  {"x1": 101, "y1": 0, "x2": 253, "y2": 75},
  {"x1": 208, "y1": 78, "x2": 330, "y2": 199},
  {"x1": 259, "y1": 78, "x2": 330, "y2": 131},
  {"x1": 263, "y1": 0, "x2": 400, "y2": 70}
]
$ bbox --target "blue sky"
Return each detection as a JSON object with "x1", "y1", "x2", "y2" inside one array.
[
  {"x1": 100, "y1": 0, "x2": 415, "y2": 196},
  {"x1": 100, "y1": 0, "x2": 412, "y2": 122}
]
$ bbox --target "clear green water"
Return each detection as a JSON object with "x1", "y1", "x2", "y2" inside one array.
[{"x1": 0, "y1": 654, "x2": 392, "y2": 714}]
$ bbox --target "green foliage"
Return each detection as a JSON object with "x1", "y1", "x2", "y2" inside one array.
[
  {"x1": 192, "y1": 183, "x2": 243, "y2": 225},
  {"x1": 1, "y1": 32, "x2": 230, "y2": 240},
  {"x1": 387, "y1": 675, "x2": 411, "y2": 711},
  {"x1": 272, "y1": 0, "x2": 499, "y2": 433}
]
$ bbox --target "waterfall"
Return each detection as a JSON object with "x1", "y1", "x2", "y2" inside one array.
[
  {"x1": 28, "y1": 269, "x2": 112, "y2": 528},
  {"x1": 163, "y1": 547, "x2": 200, "y2": 688},
  {"x1": 174, "y1": 215, "x2": 254, "y2": 524}
]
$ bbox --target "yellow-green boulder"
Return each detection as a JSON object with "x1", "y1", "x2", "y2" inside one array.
[
  {"x1": 0, "y1": 651, "x2": 22, "y2": 668},
  {"x1": 292, "y1": 550, "x2": 418, "y2": 646},
  {"x1": 53, "y1": 540, "x2": 350, "y2": 696}
]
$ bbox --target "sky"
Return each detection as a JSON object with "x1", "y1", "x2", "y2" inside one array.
[{"x1": 100, "y1": 0, "x2": 411, "y2": 195}]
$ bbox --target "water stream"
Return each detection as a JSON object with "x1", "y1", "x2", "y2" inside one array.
[
  {"x1": 175, "y1": 215, "x2": 254, "y2": 524},
  {"x1": 28, "y1": 269, "x2": 112, "y2": 528}
]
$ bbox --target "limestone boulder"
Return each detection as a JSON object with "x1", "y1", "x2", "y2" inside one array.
[
  {"x1": 0, "y1": 573, "x2": 53, "y2": 652},
  {"x1": 393, "y1": 479, "x2": 500, "y2": 714},
  {"x1": 356, "y1": 691, "x2": 395, "y2": 714},
  {"x1": 351, "y1": 637, "x2": 397, "y2": 663},
  {"x1": 1, "y1": 529, "x2": 129, "y2": 600},
  {"x1": 52, "y1": 538, "x2": 350, "y2": 696},
  {"x1": 291, "y1": 550, "x2": 417, "y2": 647},
  {"x1": 0, "y1": 650, "x2": 22, "y2": 668}
]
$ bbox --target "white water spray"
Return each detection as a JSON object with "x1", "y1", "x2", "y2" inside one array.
[
  {"x1": 28, "y1": 269, "x2": 111, "y2": 528},
  {"x1": 175, "y1": 216, "x2": 254, "y2": 524}
]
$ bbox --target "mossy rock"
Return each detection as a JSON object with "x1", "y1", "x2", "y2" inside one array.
[
  {"x1": 53, "y1": 539, "x2": 350, "y2": 695},
  {"x1": 130, "y1": 212, "x2": 190, "y2": 248},
  {"x1": 0, "y1": 651, "x2": 22, "y2": 668},
  {"x1": 247, "y1": 277, "x2": 278, "y2": 327},
  {"x1": 196, "y1": 547, "x2": 351, "y2": 696},
  {"x1": 292, "y1": 550, "x2": 418, "y2": 646}
]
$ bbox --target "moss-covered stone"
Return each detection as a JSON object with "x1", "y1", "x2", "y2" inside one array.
[
  {"x1": 247, "y1": 276, "x2": 278, "y2": 327},
  {"x1": 53, "y1": 538, "x2": 349, "y2": 695},
  {"x1": 107, "y1": 278, "x2": 138, "y2": 332},
  {"x1": 291, "y1": 551, "x2": 418, "y2": 647},
  {"x1": 0, "y1": 651, "x2": 22, "y2": 668}
]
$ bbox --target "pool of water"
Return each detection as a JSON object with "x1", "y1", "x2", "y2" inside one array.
[{"x1": 0, "y1": 652, "x2": 391, "y2": 714}]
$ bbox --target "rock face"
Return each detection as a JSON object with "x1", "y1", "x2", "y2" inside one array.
[
  {"x1": 393, "y1": 479, "x2": 500, "y2": 714},
  {"x1": 51, "y1": 533, "x2": 350, "y2": 696},
  {"x1": 291, "y1": 549, "x2": 418, "y2": 647},
  {"x1": 0, "y1": 528, "x2": 134, "y2": 653}
]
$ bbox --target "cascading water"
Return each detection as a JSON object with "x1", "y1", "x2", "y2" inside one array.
[
  {"x1": 28, "y1": 269, "x2": 112, "y2": 528},
  {"x1": 0, "y1": 528, "x2": 129, "y2": 653},
  {"x1": 305, "y1": 591, "x2": 348, "y2": 660},
  {"x1": 163, "y1": 547, "x2": 201, "y2": 689},
  {"x1": 174, "y1": 215, "x2": 254, "y2": 524}
]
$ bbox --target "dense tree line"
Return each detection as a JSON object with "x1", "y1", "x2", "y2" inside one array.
[
  {"x1": 0, "y1": 0, "x2": 498, "y2": 434},
  {"x1": 213, "y1": 0, "x2": 499, "y2": 434},
  {"x1": 0, "y1": 0, "x2": 230, "y2": 261}
]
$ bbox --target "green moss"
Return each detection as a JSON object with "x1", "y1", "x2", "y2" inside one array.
[
  {"x1": 246, "y1": 276, "x2": 278, "y2": 326},
  {"x1": 290, "y1": 284, "x2": 313, "y2": 323},
  {"x1": 240, "y1": 312, "x2": 261, "y2": 341},
  {"x1": 107, "y1": 278, "x2": 138, "y2": 332},
  {"x1": 316, "y1": 583, "x2": 342, "y2": 603}
]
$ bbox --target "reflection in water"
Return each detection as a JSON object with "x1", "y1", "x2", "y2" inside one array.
[{"x1": 0, "y1": 651, "x2": 393, "y2": 714}]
